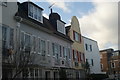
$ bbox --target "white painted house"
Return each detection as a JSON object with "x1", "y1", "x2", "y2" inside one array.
[{"x1": 83, "y1": 36, "x2": 101, "y2": 74}]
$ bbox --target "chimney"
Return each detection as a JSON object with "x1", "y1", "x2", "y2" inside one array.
[{"x1": 51, "y1": 8, "x2": 53, "y2": 13}]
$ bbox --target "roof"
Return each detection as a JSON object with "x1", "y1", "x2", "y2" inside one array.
[
  {"x1": 15, "y1": 1, "x2": 72, "y2": 42},
  {"x1": 99, "y1": 48, "x2": 114, "y2": 52},
  {"x1": 82, "y1": 36, "x2": 97, "y2": 42}
]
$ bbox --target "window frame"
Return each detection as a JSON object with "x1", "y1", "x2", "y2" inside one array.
[
  {"x1": 47, "y1": 40, "x2": 50, "y2": 56},
  {"x1": 41, "y1": 39, "x2": 46, "y2": 57},
  {"x1": 73, "y1": 30, "x2": 81, "y2": 43},
  {"x1": 28, "y1": 3, "x2": 43, "y2": 23}
]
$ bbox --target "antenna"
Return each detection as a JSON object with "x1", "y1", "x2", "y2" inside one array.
[{"x1": 48, "y1": 3, "x2": 55, "y2": 13}]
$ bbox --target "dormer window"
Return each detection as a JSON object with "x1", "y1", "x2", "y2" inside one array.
[
  {"x1": 28, "y1": 3, "x2": 43, "y2": 23},
  {"x1": 57, "y1": 20, "x2": 66, "y2": 35}
]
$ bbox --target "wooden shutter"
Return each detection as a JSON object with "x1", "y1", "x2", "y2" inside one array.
[
  {"x1": 73, "y1": 30, "x2": 75, "y2": 40},
  {"x1": 77, "y1": 51, "x2": 79, "y2": 62},
  {"x1": 83, "y1": 53, "x2": 85, "y2": 63},
  {"x1": 73, "y1": 49, "x2": 75, "y2": 60},
  {"x1": 79, "y1": 52, "x2": 81, "y2": 62},
  {"x1": 79, "y1": 34, "x2": 81, "y2": 43}
]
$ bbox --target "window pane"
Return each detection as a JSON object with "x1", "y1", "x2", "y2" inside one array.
[
  {"x1": 29, "y1": 4, "x2": 33, "y2": 17},
  {"x1": 68, "y1": 48, "x2": 70, "y2": 59},
  {"x1": 63, "y1": 47, "x2": 65, "y2": 58},
  {"x1": 85, "y1": 44, "x2": 88, "y2": 51},
  {"x1": 37, "y1": 9, "x2": 42, "y2": 21},
  {"x1": 2, "y1": 26, "x2": 7, "y2": 56},
  {"x1": 41, "y1": 40, "x2": 46, "y2": 56},
  {"x1": 59, "y1": 45, "x2": 62, "y2": 57},
  {"x1": 90, "y1": 45, "x2": 92, "y2": 51},
  {"x1": 47, "y1": 41, "x2": 50, "y2": 54},
  {"x1": 20, "y1": 32, "x2": 24, "y2": 50},
  {"x1": 34, "y1": 6, "x2": 37, "y2": 19},
  {"x1": 30, "y1": 68, "x2": 34, "y2": 78},
  {"x1": 52, "y1": 43, "x2": 55, "y2": 56},
  {"x1": 9, "y1": 28, "x2": 14, "y2": 49},
  {"x1": 38, "y1": 38, "x2": 41, "y2": 53},
  {"x1": 33, "y1": 36, "x2": 36, "y2": 52},
  {"x1": 25, "y1": 34, "x2": 31, "y2": 52},
  {"x1": 35, "y1": 69, "x2": 38, "y2": 78}
]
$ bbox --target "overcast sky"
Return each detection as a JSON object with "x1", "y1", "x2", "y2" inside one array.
[{"x1": 18, "y1": 0, "x2": 118, "y2": 50}]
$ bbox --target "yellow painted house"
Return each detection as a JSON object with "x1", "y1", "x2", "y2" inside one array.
[{"x1": 66, "y1": 16, "x2": 85, "y2": 78}]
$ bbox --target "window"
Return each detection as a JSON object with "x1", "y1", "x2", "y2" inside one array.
[
  {"x1": 47, "y1": 40, "x2": 50, "y2": 55},
  {"x1": 28, "y1": 3, "x2": 43, "y2": 23},
  {"x1": 68, "y1": 48, "x2": 70, "y2": 59},
  {"x1": 111, "y1": 63, "x2": 115, "y2": 68},
  {"x1": 52, "y1": 43, "x2": 55, "y2": 56},
  {"x1": 37, "y1": 9, "x2": 42, "y2": 21},
  {"x1": 24, "y1": 34, "x2": 31, "y2": 53},
  {"x1": 85, "y1": 44, "x2": 88, "y2": 51},
  {"x1": 34, "y1": 6, "x2": 37, "y2": 19},
  {"x1": 59, "y1": 45, "x2": 62, "y2": 57},
  {"x1": 85, "y1": 44, "x2": 92, "y2": 52},
  {"x1": 57, "y1": 20, "x2": 66, "y2": 34},
  {"x1": 73, "y1": 50, "x2": 77, "y2": 60},
  {"x1": 38, "y1": 38, "x2": 41, "y2": 54},
  {"x1": 90, "y1": 45, "x2": 92, "y2": 51},
  {"x1": 2, "y1": 26, "x2": 7, "y2": 48},
  {"x1": 65, "y1": 48, "x2": 67, "y2": 60},
  {"x1": 9, "y1": 28, "x2": 14, "y2": 49},
  {"x1": 91, "y1": 59, "x2": 94, "y2": 66},
  {"x1": 28, "y1": 3, "x2": 33, "y2": 17},
  {"x1": 63, "y1": 47, "x2": 65, "y2": 58},
  {"x1": 73, "y1": 31, "x2": 81, "y2": 43},
  {"x1": 41, "y1": 40, "x2": 46, "y2": 56},
  {"x1": 35, "y1": 69, "x2": 39, "y2": 78},
  {"x1": 74, "y1": 50, "x2": 77, "y2": 60},
  {"x1": 30, "y1": 68, "x2": 34, "y2": 78},
  {"x1": 2, "y1": 26, "x2": 14, "y2": 56},
  {"x1": 32, "y1": 36, "x2": 36, "y2": 53},
  {"x1": 22, "y1": 68, "x2": 29, "y2": 78},
  {"x1": 39, "y1": 69, "x2": 42, "y2": 78},
  {"x1": 20, "y1": 32, "x2": 24, "y2": 50},
  {"x1": 2, "y1": 26, "x2": 7, "y2": 56},
  {"x1": 101, "y1": 64, "x2": 103, "y2": 69}
]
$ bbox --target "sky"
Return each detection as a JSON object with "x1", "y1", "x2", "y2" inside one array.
[{"x1": 18, "y1": 0, "x2": 118, "y2": 50}]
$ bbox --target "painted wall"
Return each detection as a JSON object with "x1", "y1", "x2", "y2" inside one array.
[
  {"x1": 83, "y1": 36, "x2": 101, "y2": 74},
  {"x1": 19, "y1": 21, "x2": 72, "y2": 68},
  {"x1": 1, "y1": 2, "x2": 18, "y2": 79},
  {"x1": 68, "y1": 16, "x2": 85, "y2": 69}
]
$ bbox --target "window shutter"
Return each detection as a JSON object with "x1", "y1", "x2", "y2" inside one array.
[
  {"x1": 73, "y1": 30, "x2": 75, "y2": 40},
  {"x1": 79, "y1": 34, "x2": 81, "y2": 43},
  {"x1": 79, "y1": 52, "x2": 81, "y2": 62},
  {"x1": 73, "y1": 49, "x2": 75, "y2": 60},
  {"x1": 83, "y1": 53, "x2": 85, "y2": 63},
  {"x1": 77, "y1": 51, "x2": 79, "y2": 62}
]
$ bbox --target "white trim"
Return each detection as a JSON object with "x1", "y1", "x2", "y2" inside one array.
[
  {"x1": 28, "y1": 3, "x2": 43, "y2": 23},
  {"x1": 38, "y1": 37, "x2": 41, "y2": 55},
  {"x1": 47, "y1": 40, "x2": 50, "y2": 56}
]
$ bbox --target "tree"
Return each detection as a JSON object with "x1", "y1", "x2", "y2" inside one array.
[
  {"x1": 82, "y1": 60, "x2": 90, "y2": 80},
  {"x1": 2, "y1": 27, "x2": 35, "y2": 80}
]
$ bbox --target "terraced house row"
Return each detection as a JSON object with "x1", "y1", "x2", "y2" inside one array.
[{"x1": 0, "y1": 1, "x2": 101, "y2": 79}]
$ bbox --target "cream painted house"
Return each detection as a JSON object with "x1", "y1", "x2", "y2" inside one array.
[{"x1": 66, "y1": 16, "x2": 85, "y2": 79}]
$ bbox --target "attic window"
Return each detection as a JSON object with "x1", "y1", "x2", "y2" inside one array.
[
  {"x1": 57, "y1": 20, "x2": 66, "y2": 35},
  {"x1": 28, "y1": 3, "x2": 43, "y2": 23}
]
